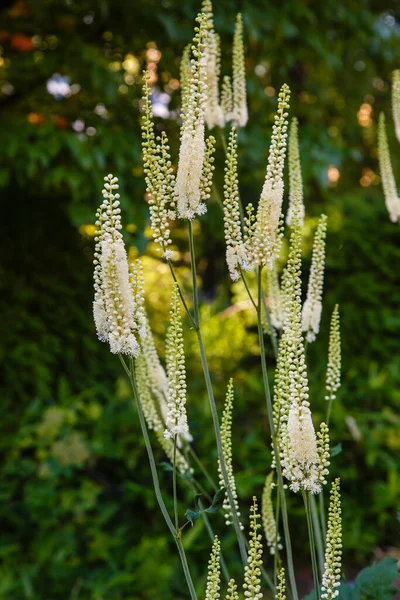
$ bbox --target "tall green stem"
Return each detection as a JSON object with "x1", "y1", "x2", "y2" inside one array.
[
  {"x1": 255, "y1": 267, "x2": 299, "y2": 600},
  {"x1": 123, "y1": 355, "x2": 198, "y2": 600},
  {"x1": 274, "y1": 485, "x2": 281, "y2": 592},
  {"x1": 303, "y1": 491, "x2": 320, "y2": 600},
  {"x1": 319, "y1": 492, "x2": 327, "y2": 540},
  {"x1": 310, "y1": 494, "x2": 325, "y2": 577},
  {"x1": 188, "y1": 221, "x2": 248, "y2": 567},
  {"x1": 173, "y1": 436, "x2": 179, "y2": 529}
]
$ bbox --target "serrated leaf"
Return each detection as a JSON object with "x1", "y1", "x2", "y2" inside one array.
[
  {"x1": 354, "y1": 557, "x2": 398, "y2": 599},
  {"x1": 331, "y1": 443, "x2": 343, "y2": 457},
  {"x1": 204, "y1": 487, "x2": 226, "y2": 515}
]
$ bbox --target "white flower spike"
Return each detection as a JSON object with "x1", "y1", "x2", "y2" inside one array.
[
  {"x1": 302, "y1": 214, "x2": 328, "y2": 343},
  {"x1": 93, "y1": 174, "x2": 145, "y2": 356}
]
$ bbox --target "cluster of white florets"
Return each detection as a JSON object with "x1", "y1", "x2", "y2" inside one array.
[
  {"x1": 286, "y1": 117, "x2": 305, "y2": 227},
  {"x1": 273, "y1": 197, "x2": 330, "y2": 494},
  {"x1": 281, "y1": 404, "x2": 330, "y2": 494},
  {"x1": 243, "y1": 497, "x2": 264, "y2": 600},
  {"x1": 250, "y1": 85, "x2": 290, "y2": 268},
  {"x1": 141, "y1": 74, "x2": 176, "y2": 258},
  {"x1": 202, "y1": 0, "x2": 224, "y2": 129},
  {"x1": 205, "y1": 536, "x2": 221, "y2": 600},
  {"x1": 164, "y1": 284, "x2": 190, "y2": 440},
  {"x1": 135, "y1": 349, "x2": 191, "y2": 474},
  {"x1": 378, "y1": 113, "x2": 400, "y2": 223},
  {"x1": 230, "y1": 14, "x2": 248, "y2": 128},
  {"x1": 321, "y1": 479, "x2": 342, "y2": 599},
  {"x1": 175, "y1": 14, "x2": 211, "y2": 220},
  {"x1": 223, "y1": 128, "x2": 252, "y2": 280},
  {"x1": 218, "y1": 380, "x2": 243, "y2": 529},
  {"x1": 262, "y1": 472, "x2": 283, "y2": 555},
  {"x1": 392, "y1": 69, "x2": 400, "y2": 143},
  {"x1": 301, "y1": 214, "x2": 328, "y2": 342},
  {"x1": 325, "y1": 305, "x2": 341, "y2": 402},
  {"x1": 93, "y1": 175, "x2": 144, "y2": 356}
]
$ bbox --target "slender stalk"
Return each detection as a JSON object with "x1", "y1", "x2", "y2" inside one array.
[
  {"x1": 239, "y1": 267, "x2": 257, "y2": 310},
  {"x1": 187, "y1": 446, "x2": 218, "y2": 492},
  {"x1": 260, "y1": 285, "x2": 279, "y2": 359},
  {"x1": 187, "y1": 221, "x2": 248, "y2": 567},
  {"x1": 173, "y1": 436, "x2": 179, "y2": 529},
  {"x1": 310, "y1": 494, "x2": 325, "y2": 577},
  {"x1": 255, "y1": 267, "x2": 299, "y2": 600},
  {"x1": 274, "y1": 485, "x2": 281, "y2": 591},
  {"x1": 326, "y1": 399, "x2": 333, "y2": 428},
  {"x1": 319, "y1": 491, "x2": 327, "y2": 540},
  {"x1": 122, "y1": 355, "x2": 198, "y2": 600},
  {"x1": 303, "y1": 491, "x2": 320, "y2": 600},
  {"x1": 167, "y1": 258, "x2": 197, "y2": 329}
]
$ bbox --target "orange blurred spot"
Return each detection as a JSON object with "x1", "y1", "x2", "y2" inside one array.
[
  {"x1": 11, "y1": 33, "x2": 33, "y2": 52},
  {"x1": 27, "y1": 112, "x2": 45, "y2": 125}
]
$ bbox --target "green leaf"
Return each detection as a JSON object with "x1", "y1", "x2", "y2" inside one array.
[
  {"x1": 354, "y1": 557, "x2": 398, "y2": 599},
  {"x1": 185, "y1": 508, "x2": 201, "y2": 526},
  {"x1": 331, "y1": 443, "x2": 343, "y2": 457},
  {"x1": 204, "y1": 487, "x2": 226, "y2": 515},
  {"x1": 159, "y1": 461, "x2": 173, "y2": 472}
]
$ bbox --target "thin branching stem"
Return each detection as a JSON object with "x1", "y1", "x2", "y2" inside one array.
[
  {"x1": 120, "y1": 355, "x2": 198, "y2": 600},
  {"x1": 303, "y1": 491, "x2": 321, "y2": 600},
  {"x1": 310, "y1": 494, "x2": 325, "y2": 577}
]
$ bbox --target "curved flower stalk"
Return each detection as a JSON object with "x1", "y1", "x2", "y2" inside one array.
[
  {"x1": 392, "y1": 70, "x2": 400, "y2": 144},
  {"x1": 175, "y1": 13, "x2": 216, "y2": 220},
  {"x1": 249, "y1": 85, "x2": 290, "y2": 268},
  {"x1": 218, "y1": 379, "x2": 243, "y2": 529},
  {"x1": 321, "y1": 479, "x2": 342, "y2": 600},
  {"x1": 274, "y1": 198, "x2": 330, "y2": 494},
  {"x1": 202, "y1": 0, "x2": 224, "y2": 129},
  {"x1": 221, "y1": 76, "x2": 233, "y2": 124},
  {"x1": 141, "y1": 318, "x2": 193, "y2": 445},
  {"x1": 276, "y1": 568, "x2": 287, "y2": 600},
  {"x1": 286, "y1": 117, "x2": 305, "y2": 227},
  {"x1": 325, "y1": 305, "x2": 341, "y2": 405},
  {"x1": 225, "y1": 579, "x2": 239, "y2": 600},
  {"x1": 164, "y1": 284, "x2": 190, "y2": 440},
  {"x1": 223, "y1": 128, "x2": 252, "y2": 280},
  {"x1": 141, "y1": 73, "x2": 176, "y2": 259},
  {"x1": 93, "y1": 175, "x2": 145, "y2": 356},
  {"x1": 262, "y1": 471, "x2": 282, "y2": 555},
  {"x1": 205, "y1": 536, "x2": 221, "y2": 600},
  {"x1": 231, "y1": 14, "x2": 248, "y2": 128},
  {"x1": 378, "y1": 113, "x2": 400, "y2": 223},
  {"x1": 243, "y1": 497, "x2": 264, "y2": 600},
  {"x1": 135, "y1": 353, "x2": 191, "y2": 474},
  {"x1": 302, "y1": 214, "x2": 328, "y2": 343}
]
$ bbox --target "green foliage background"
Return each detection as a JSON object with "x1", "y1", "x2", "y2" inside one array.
[{"x1": 1, "y1": 0, "x2": 400, "y2": 598}]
